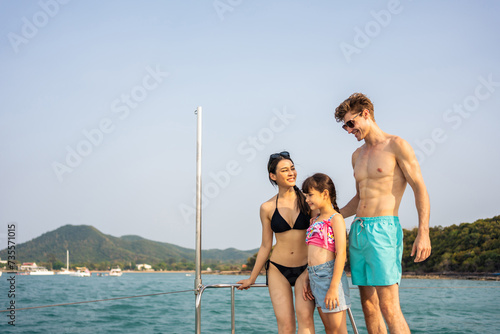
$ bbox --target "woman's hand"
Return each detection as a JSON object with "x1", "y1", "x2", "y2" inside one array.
[
  {"x1": 324, "y1": 286, "x2": 339, "y2": 310},
  {"x1": 237, "y1": 278, "x2": 255, "y2": 290}
]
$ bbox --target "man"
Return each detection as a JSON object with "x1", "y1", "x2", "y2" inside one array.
[{"x1": 335, "y1": 93, "x2": 431, "y2": 334}]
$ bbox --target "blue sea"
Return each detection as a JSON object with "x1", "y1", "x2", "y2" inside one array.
[{"x1": 0, "y1": 273, "x2": 499, "y2": 333}]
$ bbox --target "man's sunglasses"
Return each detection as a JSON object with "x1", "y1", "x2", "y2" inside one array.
[
  {"x1": 270, "y1": 151, "x2": 290, "y2": 159},
  {"x1": 342, "y1": 112, "x2": 362, "y2": 131}
]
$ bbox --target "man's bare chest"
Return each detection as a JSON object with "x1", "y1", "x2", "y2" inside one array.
[{"x1": 354, "y1": 149, "x2": 399, "y2": 182}]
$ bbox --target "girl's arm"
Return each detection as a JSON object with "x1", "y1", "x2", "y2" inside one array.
[
  {"x1": 324, "y1": 214, "x2": 347, "y2": 309},
  {"x1": 237, "y1": 203, "x2": 273, "y2": 289},
  {"x1": 302, "y1": 268, "x2": 314, "y2": 301}
]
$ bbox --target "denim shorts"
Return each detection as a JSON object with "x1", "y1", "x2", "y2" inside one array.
[
  {"x1": 349, "y1": 216, "x2": 403, "y2": 286},
  {"x1": 308, "y1": 260, "x2": 351, "y2": 313}
]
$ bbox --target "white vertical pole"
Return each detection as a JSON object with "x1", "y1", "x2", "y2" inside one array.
[
  {"x1": 231, "y1": 287, "x2": 236, "y2": 334},
  {"x1": 194, "y1": 106, "x2": 203, "y2": 334}
]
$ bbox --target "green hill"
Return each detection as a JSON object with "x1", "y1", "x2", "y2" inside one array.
[
  {"x1": 4, "y1": 215, "x2": 499, "y2": 273},
  {"x1": 401, "y1": 215, "x2": 500, "y2": 273},
  {"x1": 0, "y1": 225, "x2": 258, "y2": 266},
  {"x1": 340, "y1": 215, "x2": 500, "y2": 274}
]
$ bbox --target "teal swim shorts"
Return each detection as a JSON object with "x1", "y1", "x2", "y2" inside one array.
[{"x1": 349, "y1": 216, "x2": 403, "y2": 286}]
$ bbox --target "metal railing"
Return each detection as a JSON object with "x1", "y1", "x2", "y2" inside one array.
[{"x1": 195, "y1": 283, "x2": 359, "y2": 334}]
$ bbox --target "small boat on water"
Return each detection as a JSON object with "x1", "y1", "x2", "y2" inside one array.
[
  {"x1": 71, "y1": 267, "x2": 91, "y2": 277},
  {"x1": 58, "y1": 268, "x2": 73, "y2": 275},
  {"x1": 109, "y1": 267, "x2": 123, "y2": 277},
  {"x1": 58, "y1": 250, "x2": 73, "y2": 275},
  {"x1": 29, "y1": 267, "x2": 55, "y2": 276}
]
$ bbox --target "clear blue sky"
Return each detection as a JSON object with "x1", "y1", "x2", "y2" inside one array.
[{"x1": 1, "y1": 0, "x2": 499, "y2": 251}]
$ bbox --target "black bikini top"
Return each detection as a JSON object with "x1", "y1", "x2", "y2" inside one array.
[{"x1": 271, "y1": 194, "x2": 310, "y2": 233}]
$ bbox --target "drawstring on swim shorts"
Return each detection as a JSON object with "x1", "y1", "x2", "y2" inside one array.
[{"x1": 354, "y1": 217, "x2": 364, "y2": 235}]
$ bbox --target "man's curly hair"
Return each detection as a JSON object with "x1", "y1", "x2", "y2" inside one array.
[{"x1": 335, "y1": 93, "x2": 375, "y2": 123}]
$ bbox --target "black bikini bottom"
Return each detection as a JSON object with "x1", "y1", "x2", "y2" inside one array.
[{"x1": 265, "y1": 260, "x2": 308, "y2": 287}]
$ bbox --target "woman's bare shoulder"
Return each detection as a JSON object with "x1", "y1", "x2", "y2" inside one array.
[{"x1": 260, "y1": 195, "x2": 277, "y2": 213}]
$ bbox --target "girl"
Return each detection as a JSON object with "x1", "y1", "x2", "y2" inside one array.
[
  {"x1": 302, "y1": 173, "x2": 351, "y2": 334},
  {"x1": 238, "y1": 151, "x2": 315, "y2": 334}
]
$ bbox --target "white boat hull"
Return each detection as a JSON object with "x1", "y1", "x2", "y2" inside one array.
[
  {"x1": 71, "y1": 272, "x2": 91, "y2": 277},
  {"x1": 71, "y1": 269, "x2": 91, "y2": 277},
  {"x1": 109, "y1": 268, "x2": 123, "y2": 277},
  {"x1": 29, "y1": 270, "x2": 55, "y2": 275},
  {"x1": 58, "y1": 270, "x2": 73, "y2": 275}
]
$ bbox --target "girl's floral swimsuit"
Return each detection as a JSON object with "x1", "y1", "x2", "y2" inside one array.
[{"x1": 305, "y1": 213, "x2": 338, "y2": 252}]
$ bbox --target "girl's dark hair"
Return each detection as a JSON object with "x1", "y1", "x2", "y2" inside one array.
[
  {"x1": 267, "y1": 153, "x2": 309, "y2": 215},
  {"x1": 301, "y1": 173, "x2": 340, "y2": 213}
]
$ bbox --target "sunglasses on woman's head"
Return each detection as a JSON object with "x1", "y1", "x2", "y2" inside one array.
[
  {"x1": 342, "y1": 112, "x2": 362, "y2": 131},
  {"x1": 270, "y1": 151, "x2": 290, "y2": 159}
]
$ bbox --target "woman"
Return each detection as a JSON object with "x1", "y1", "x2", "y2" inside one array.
[{"x1": 237, "y1": 151, "x2": 315, "y2": 333}]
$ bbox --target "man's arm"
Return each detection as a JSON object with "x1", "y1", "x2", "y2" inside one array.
[
  {"x1": 394, "y1": 137, "x2": 431, "y2": 262},
  {"x1": 340, "y1": 188, "x2": 359, "y2": 218},
  {"x1": 340, "y1": 150, "x2": 360, "y2": 218}
]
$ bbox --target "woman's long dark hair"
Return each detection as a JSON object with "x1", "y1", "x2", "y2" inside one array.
[
  {"x1": 267, "y1": 153, "x2": 310, "y2": 216},
  {"x1": 301, "y1": 173, "x2": 340, "y2": 213}
]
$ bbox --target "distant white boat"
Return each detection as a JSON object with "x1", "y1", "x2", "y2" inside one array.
[
  {"x1": 29, "y1": 267, "x2": 55, "y2": 276},
  {"x1": 58, "y1": 250, "x2": 73, "y2": 275},
  {"x1": 71, "y1": 267, "x2": 91, "y2": 277},
  {"x1": 58, "y1": 268, "x2": 73, "y2": 275},
  {"x1": 109, "y1": 267, "x2": 123, "y2": 277}
]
